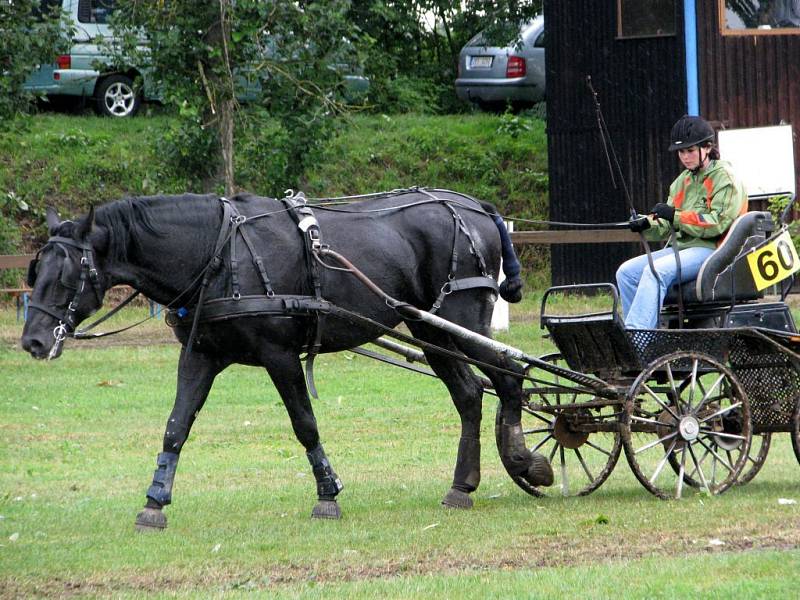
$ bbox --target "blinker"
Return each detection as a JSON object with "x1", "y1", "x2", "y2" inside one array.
[{"x1": 26, "y1": 258, "x2": 39, "y2": 287}]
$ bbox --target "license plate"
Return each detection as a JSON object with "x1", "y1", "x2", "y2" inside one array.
[
  {"x1": 470, "y1": 56, "x2": 492, "y2": 68},
  {"x1": 746, "y1": 230, "x2": 800, "y2": 290}
]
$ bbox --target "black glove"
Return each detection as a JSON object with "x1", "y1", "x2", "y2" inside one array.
[
  {"x1": 628, "y1": 215, "x2": 650, "y2": 233},
  {"x1": 651, "y1": 202, "x2": 676, "y2": 223}
]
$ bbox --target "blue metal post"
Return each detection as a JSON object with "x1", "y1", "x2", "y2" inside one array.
[{"x1": 684, "y1": 0, "x2": 700, "y2": 115}]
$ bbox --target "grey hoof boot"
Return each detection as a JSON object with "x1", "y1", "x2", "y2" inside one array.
[
  {"x1": 441, "y1": 488, "x2": 473, "y2": 509},
  {"x1": 135, "y1": 508, "x2": 167, "y2": 532},
  {"x1": 522, "y1": 452, "x2": 554, "y2": 487},
  {"x1": 311, "y1": 500, "x2": 341, "y2": 520}
]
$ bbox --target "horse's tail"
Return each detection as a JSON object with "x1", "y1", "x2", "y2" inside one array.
[{"x1": 479, "y1": 201, "x2": 523, "y2": 303}]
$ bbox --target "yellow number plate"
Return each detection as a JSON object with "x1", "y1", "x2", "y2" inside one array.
[{"x1": 746, "y1": 230, "x2": 800, "y2": 291}]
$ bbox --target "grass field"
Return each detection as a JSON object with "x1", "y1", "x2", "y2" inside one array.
[{"x1": 2, "y1": 295, "x2": 799, "y2": 598}]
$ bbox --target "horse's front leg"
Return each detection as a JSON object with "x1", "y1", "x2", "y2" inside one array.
[
  {"x1": 264, "y1": 352, "x2": 343, "y2": 519},
  {"x1": 135, "y1": 347, "x2": 227, "y2": 531}
]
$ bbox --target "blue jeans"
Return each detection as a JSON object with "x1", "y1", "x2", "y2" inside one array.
[{"x1": 616, "y1": 246, "x2": 714, "y2": 329}]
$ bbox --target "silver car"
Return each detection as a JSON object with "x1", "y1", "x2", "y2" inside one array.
[{"x1": 455, "y1": 16, "x2": 545, "y2": 108}]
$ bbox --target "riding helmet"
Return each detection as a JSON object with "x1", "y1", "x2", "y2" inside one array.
[{"x1": 668, "y1": 115, "x2": 715, "y2": 151}]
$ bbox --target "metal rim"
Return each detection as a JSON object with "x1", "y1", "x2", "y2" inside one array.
[
  {"x1": 103, "y1": 81, "x2": 136, "y2": 117},
  {"x1": 495, "y1": 353, "x2": 622, "y2": 497},
  {"x1": 621, "y1": 351, "x2": 751, "y2": 499}
]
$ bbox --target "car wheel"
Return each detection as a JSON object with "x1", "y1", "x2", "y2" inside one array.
[{"x1": 95, "y1": 75, "x2": 141, "y2": 118}]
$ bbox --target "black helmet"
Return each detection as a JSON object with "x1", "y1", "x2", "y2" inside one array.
[{"x1": 669, "y1": 115, "x2": 715, "y2": 151}]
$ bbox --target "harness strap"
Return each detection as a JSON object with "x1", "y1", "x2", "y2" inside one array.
[
  {"x1": 238, "y1": 224, "x2": 275, "y2": 297},
  {"x1": 282, "y1": 192, "x2": 326, "y2": 397},
  {"x1": 186, "y1": 197, "x2": 235, "y2": 353}
]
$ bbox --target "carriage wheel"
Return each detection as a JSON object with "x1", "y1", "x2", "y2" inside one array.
[
  {"x1": 667, "y1": 374, "x2": 770, "y2": 487},
  {"x1": 792, "y1": 398, "x2": 800, "y2": 466},
  {"x1": 621, "y1": 351, "x2": 751, "y2": 499},
  {"x1": 495, "y1": 353, "x2": 622, "y2": 497}
]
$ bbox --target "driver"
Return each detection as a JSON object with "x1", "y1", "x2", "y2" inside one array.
[{"x1": 616, "y1": 115, "x2": 748, "y2": 329}]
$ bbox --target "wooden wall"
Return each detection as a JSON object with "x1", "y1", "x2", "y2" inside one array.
[
  {"x1": 697, "y1": 0, "x2": 800, "y2": 199},
  {"x1": 545, "y1": 1, "x2": 686, "y2": 285}
]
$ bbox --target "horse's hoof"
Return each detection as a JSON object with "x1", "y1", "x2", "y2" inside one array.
[
  {"x1": 441, "y1": 488, "x2": 473, "y2": 509},
  {"x1": 135, "y1": 508, "x2": 167, "y2": 531},
  {"x1": 523, "y1": 452, "x2": 554, "y2": 487},
  {"x1": 311, "y1": 500, "x2": 341, "y2": 520}
]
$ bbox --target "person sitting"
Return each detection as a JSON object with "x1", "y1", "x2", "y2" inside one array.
[{"x1": 616, "y1": 115, "x2": 748, "y2": 329}]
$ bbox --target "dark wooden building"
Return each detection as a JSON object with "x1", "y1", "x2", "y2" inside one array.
[{"x1": 545, "y1": 0, "x2": 800, "y2": 285}]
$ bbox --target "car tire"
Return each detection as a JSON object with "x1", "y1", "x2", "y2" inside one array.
[{"x1": 95, "y1": 75, "x2": 141, "y2": 118}]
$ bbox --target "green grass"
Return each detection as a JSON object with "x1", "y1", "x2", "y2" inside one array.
[{"x1": 2, "y1": 297, "x2": 799, "y2": 597}]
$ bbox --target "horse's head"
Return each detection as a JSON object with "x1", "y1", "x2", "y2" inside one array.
[{"x1": 21, "y1": 207, "x2": 107, "y2": 359}]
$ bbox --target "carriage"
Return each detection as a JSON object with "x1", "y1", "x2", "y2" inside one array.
[
  {"x1": 20, "y1": 187, "x2": 800, "y2": 530},
  {"x1": 367, "y1": 202, "x2": 800, "y2": 500}
]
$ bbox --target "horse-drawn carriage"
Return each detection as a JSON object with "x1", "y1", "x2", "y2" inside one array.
[{"x1": 19, "y1": 187, "x2": 800, "y2": 529}]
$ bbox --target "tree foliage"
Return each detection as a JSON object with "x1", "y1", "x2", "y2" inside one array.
[
  {"x1": 0, "y1": 0, "x2": 71, "y2": 123},
  {"x1": 110, "y1": 0, "x2": 361, "y2": 194}
]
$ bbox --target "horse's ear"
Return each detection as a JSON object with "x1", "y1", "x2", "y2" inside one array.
[
  {"x1": 74, "y1": 206, "x2": 95, "y2": 240},
  {"x1": 46, "y1": 207, "x2": 61, "y2": 234}
]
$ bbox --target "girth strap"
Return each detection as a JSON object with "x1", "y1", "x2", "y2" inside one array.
[{"x1": 282, "y1": 191, "x2": 326, "y2": 398}]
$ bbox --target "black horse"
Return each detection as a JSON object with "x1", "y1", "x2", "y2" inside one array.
[{"x1": 20, "y1": 190, "x2": 553, "y2": 529}]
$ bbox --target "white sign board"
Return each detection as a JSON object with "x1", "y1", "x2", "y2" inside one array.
[
  {"x1": 491, "y1": 221, "x2": 512, "y2": 331},
  {"x1": 717, "y1": 125, "x2": 795, "y2": 198}
]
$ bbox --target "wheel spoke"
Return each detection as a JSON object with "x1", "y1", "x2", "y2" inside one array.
[
  {"x1": 698, "y1": 401, "x2": 742, "y2": 424},
  {"x1": 688, "y1": 443, "x2": 711, "y2": 492},
  {"x1": 531, "y1": 433, "x2": 554, "y2": 454},
  {"x1": 693, "y1": 373, "x2": 726, "y2": 415},
  {"x1": 549, "y1": 440, "x2": 560, "y2": 462},
  {"x1": 686, "y1": 359, "x2": 700, "y2": 412},
  {"x1": 523, "y1": 426, "x2": 553, "y2": 435},
  {"x1": 649, "y1": 438, "x2": 678, "y2": 484},
  {"x1": 676, "y1": 444, "x2": 689, "y2": 498},
  {"x1": 697, "y1": 437, "x2": 735, "y2": 474},
  {"x1": 574, "y1": 447, "x2": 594, "y2": 483},
  {"x1": 700, "y1": 429, "x2": 747, "y2": 442},
  {"x1": 630, "y1": 414, "x2": 661, "y2": 425},
  {"x1": 559, "y1": 445, "x2": 569, "y2": 496},
  {"x1": 635, "y1": 430, "x2": 678, "y2": 455},
  {"x1": 584, "y1": 439, "x2": 612, "y2": 457},
  {"x1": 642, "y1": 383, "x2": 680, "y2": 420}
]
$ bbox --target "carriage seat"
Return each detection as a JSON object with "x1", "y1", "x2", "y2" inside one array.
[{"x1": 663, "y1": 211, "x2": 773, "y2": 305}]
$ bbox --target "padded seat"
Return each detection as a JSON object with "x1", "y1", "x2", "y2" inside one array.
[{"x1": 663, "y1": 211, "x2": 773, "y2": 305}]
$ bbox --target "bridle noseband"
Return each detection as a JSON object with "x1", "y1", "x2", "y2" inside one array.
[{"x1": 27, "y1": 235, "x2": 104, "y2": 358}]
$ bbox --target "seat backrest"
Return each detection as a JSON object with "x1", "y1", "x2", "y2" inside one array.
[{"x1": 694, "y1": 211, "x2": 773, "y2": 302}]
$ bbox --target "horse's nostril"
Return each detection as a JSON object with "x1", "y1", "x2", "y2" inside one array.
[{"x1": 21, "y1": 335, "x2": 45, "y2": 356}]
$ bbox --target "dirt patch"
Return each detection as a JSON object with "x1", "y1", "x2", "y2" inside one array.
[{"x1": 3, "y1": 526, "x2": 798, "y2": 598}]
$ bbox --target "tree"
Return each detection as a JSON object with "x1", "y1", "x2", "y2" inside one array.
[
  {"x1": 110, "y1": 0, "x2": 360, "y2": 195},
  {"x1": 0, "y1": 0, "x2": 71, "y2": 123}
]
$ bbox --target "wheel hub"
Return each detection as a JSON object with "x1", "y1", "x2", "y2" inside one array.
[
  {"x1": 678, "y1": 416, "x2": 700, "y2": 441},
  {"x1": 553, "y1": 412, "x2": 589, "y2": 449}
]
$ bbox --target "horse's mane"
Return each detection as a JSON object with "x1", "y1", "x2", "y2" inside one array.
[{"x1": 95, "y1": 194, "x2": 216, "y2": 263}]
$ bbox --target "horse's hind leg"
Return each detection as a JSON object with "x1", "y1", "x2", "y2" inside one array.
[
  {"x1": 135, "y1": 347, "x2": 228, "y2": 532},
  {"x1": 264, "y1": 351, "x2": 343, "y2": 519},
  {"x1": 454, "y1": 336, "x2": 554, "y2": 490},
  {"x1": 407, "y1": 323, "x2": 484, "y2": 509}
]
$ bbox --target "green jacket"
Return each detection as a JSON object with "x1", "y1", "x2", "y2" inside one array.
[{"x1": 644, "y1": 159, "x2": 748, "y2": 250}]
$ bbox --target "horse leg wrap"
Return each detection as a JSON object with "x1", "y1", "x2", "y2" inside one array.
[
  {"x1": 490, "y1": 212, "x2": 523, "y2": 303},
  {"x1": 500, "y1": 422, "x2": 533, "y2": 476},
  {"x1": 146, "y1": 451, "x2": 179, "y2": 506},
  {"x1": 452, "y1": 436, "x2": 481, "y2": 493},
  {"x1": 307, "y1": 444, "x2": 343, "y2": 499}
]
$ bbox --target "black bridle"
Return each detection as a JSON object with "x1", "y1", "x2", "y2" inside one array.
[{"x1": 26, "y1": 235, "x2": 105, "y2": 358}]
